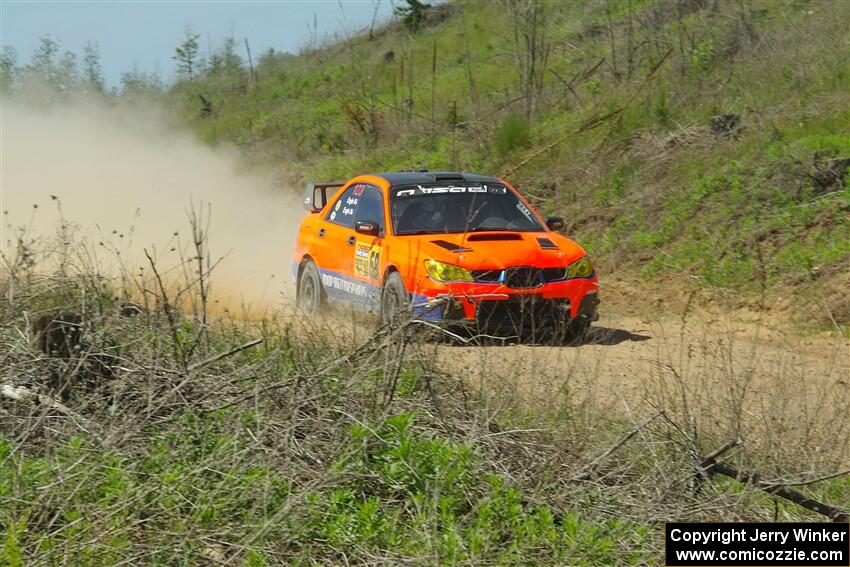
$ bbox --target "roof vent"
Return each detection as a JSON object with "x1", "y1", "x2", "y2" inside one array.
[{"x1": 433, "y1": 173, "x2": 465, "y2": 182}]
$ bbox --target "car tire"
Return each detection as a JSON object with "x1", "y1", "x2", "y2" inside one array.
[
  {"x1": 381, "y1": 271, "x2": 409, "y2": 325},
  {"x1": 297, "y1": 260, "x2": 323, "y2": 315}
]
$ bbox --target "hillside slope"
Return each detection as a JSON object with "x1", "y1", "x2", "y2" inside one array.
[
  {"x1": 171, "y1": 0, "x2": 849, "y2": 325},
  {"x1": 2, "y1": 4, "x2": 849, "y2": 563}
]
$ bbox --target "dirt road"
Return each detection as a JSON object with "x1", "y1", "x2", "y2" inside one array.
[
  {"x1": 288, "y1": 275, "x2": 848, "y2": 467},
  {"x1": 430, "y1": 302, "x2": 850, "y2": 467}
]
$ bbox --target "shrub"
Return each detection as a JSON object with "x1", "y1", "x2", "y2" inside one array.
[{"x1": 495, "y1": 115, "x2": 530, "y2": 156}]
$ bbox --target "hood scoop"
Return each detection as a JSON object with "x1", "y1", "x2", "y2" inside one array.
[
  {"x1": 466, "y1": 233, "x2": 522, "y2": 242},
  {"x1": 536, "y1": 237, "x2": 560, "y2": 250},
  {"x1": 431, "y1": 239, "x2": 472, "y2": 253}
]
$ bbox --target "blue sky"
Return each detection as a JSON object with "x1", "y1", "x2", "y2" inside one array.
[{"x1": 1, "y1": 1, "x2": 395, "y2": 88}]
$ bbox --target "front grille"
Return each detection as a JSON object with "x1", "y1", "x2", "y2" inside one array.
[
  {"x1": 504, "y1": 267, "x2": 542, "y2": 289},
  {"x1": 476, "y1": 297, "x2": 570, "y2": 338},
  {"x1": 472, "y1": 266, "x2": 568, "y2": 285}
]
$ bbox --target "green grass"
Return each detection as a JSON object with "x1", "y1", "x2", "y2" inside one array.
[
  {"x1": 3, "y1": 1, "x2": 850, "y2": 562},
  {"x1": 158, "y1": 0, "x2": 850, "y2": 320},
  {"x1": 0, "y1": 268, "x2": 663, "y2": 565},
  {"x1": 0, "y1": 411, "x2": 655, "y2": 565},
  {"x1": 2, "y1": 247, "x2": 847, "y2": 564}
]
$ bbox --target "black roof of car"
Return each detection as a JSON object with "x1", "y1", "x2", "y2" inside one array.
[{"x1": 374, "y1": 171, "x2": 502, "y2": 186}]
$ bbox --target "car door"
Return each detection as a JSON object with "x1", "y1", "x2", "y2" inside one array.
[
  {"x1": 312, "y1": 183, "x2": 358, "y2": 302},
  {"x1": 314, "y1": 182, "x2": 375, "y2": 305},
  {"x1": 351, "y1": 185, "x2": 386, "y2": 310}
]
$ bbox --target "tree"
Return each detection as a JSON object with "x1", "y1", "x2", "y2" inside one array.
[
  {"x1": 208, "y1": 35, "x2": 242, "y2": 77},
  {"x1": 26, "y1": 35, "x2": 78, "y2": 95},
  {"x1": 219, "y1": 36, "x2": 242, "y2": 75},
  {"x1": 81, "y1": 41, "x2": 105, "y2": 93},
  {"x1": 29, "y1": 35, "x2": 60, "y2": 86},
  {"x1": 394, "y1": 0, "x2": 430, "y2": 33},
  {"x1": 120, "y1": 62, "x2": 163, "y2": 97},
  {"x1": 0, "y1": 46, "x2": 17, "y2": 95},
  {"x1": 507, "y1": 0, "x2": 550, "y2": 118},
  {"x1": 55, "y1": 50, "x2": 78, "y2": 93},
  {"x1": 174, "y1": 27, "x2": 201, "y2": 80}
]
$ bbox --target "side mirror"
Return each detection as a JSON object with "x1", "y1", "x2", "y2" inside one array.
[
  {"x1": 355, "y1": 220, "x2": 380, "y2": 236},
  {"x1": 545, "y1": 216, "x2": 565, "y2": 231}
]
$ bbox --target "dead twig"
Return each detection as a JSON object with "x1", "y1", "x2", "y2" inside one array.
[
  {"x1": 188, "y1": 338, "x2": 263, "y2": 372},
  {"x1": 763, "y1": 468, "x2": 850, "y2": 489},
  {"x1": 700, "y1": 438, "x2": 741, "y2": 465},
  {"x1": 144, "y1": 248, "x2": 187, "y2": 373},
  {"x1": 570, "y1": 410, "x2": 664, "y2": 481},
  {"x1": 501, "y1": 106, "x2": 625, "y2": 178},
  {"x1": 701, "y1": 443, "x2": 850, "y2": 522},
  {"x1": 1, "y1": 383, "x2": 102, "y2": 441},
  {"x1": 503, "y1": 47, "x2": 672, "y2": 178}
]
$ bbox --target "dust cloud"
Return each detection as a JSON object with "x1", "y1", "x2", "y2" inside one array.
[{"x1": 0, "y1": 97, "x2": 305, "y2": 315}]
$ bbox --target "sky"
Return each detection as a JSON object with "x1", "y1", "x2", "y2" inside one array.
[{"x1": 0, "y1": 0, "x2": 395, "y2": 88}]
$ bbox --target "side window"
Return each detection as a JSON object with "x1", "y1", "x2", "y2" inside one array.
[
  {"x1": 354, "y1": 186, "x2": 384, "y2": 230},
  {"x1": 325, "y1": 184, "x2": 361, "y2": 228}
]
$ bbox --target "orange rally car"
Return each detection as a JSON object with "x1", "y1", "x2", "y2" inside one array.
[{"x1": 292, "y1": 171, "x2": 599, "y2": 340}]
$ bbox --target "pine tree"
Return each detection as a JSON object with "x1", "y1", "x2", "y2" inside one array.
[
  {"x1": 82, "y1": 41, "x2": 105, "y2": 94},
  {"x1": 0, "y1": 46, "x2": 17, "y2": 94},
  {"x1": 394, "y1": 0, "x2": 430, "y2": 33},
  {"x1": 174, "y1": 27, "x2": 201, "y2": 80},
  {"x1": 29, "y1": 35, "x2": 60, "y2": 86}
]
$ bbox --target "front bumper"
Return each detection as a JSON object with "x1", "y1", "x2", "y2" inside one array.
[{"x1": 412, "y1": 277, "x2": 599, "y2": 335}]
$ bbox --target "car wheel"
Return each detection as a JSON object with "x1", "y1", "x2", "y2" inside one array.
[
  {"x1": 297, "y1": 260, "x2": 323, "y2": 315},
  {"x1": 381, "y1": 271, "x2": 409, "y2": 324}
]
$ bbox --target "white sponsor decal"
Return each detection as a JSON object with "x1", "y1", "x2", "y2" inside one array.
[
  {"x1": 395, "y1": 185, "x2": 505, "y2": 197},
  {"x1": 516, "y1": 201, "x2": 534, "y2": 220},
  {"x1": 322, "y1": 273, "x2": 368, "y2": 298}
]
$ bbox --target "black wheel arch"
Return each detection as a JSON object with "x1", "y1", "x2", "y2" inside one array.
[
  {"x1": 382, "y1": 264, "x2": 400, "y2": 284},
  {"x1": 381, "y1": 265, "x2": 410, "y2": 299}
]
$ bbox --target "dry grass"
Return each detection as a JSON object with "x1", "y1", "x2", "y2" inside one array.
[{"x1": 1, "y1": 219, "x2": 848, "y2": 565}]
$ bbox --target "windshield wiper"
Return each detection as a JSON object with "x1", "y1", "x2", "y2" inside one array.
[{"x1": 397, "y1": 229, "x2": 442, "y2": 235}]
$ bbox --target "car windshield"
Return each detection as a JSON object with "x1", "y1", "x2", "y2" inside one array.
[{"x1": 390, "y1": 183, "x2": 545, "y2": 235}]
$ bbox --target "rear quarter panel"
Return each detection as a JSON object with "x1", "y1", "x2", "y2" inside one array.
[{"x1": 292, "y1": 213, "x2": 318, "y2": 282}]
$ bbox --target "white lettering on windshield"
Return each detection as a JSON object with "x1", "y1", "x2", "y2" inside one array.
[{"x1": 394, "y1": 185, "x2": 505, "y2": 197}]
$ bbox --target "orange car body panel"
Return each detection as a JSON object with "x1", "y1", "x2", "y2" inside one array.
[{"x1": 292, "y1": 173, "x2": 598, "y2": 323}]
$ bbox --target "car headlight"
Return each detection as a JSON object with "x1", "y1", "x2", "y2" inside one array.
[
  {"x1": 566, "y1": 256, "x2": 593, "y2": 278},
  {"x1": 424, "y1": 259, "x2": 474, "y2": 282}
]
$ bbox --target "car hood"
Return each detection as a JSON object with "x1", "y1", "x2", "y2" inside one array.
[{"x1": 407, "y1": 231, "x2": 587, "y2": 270}]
